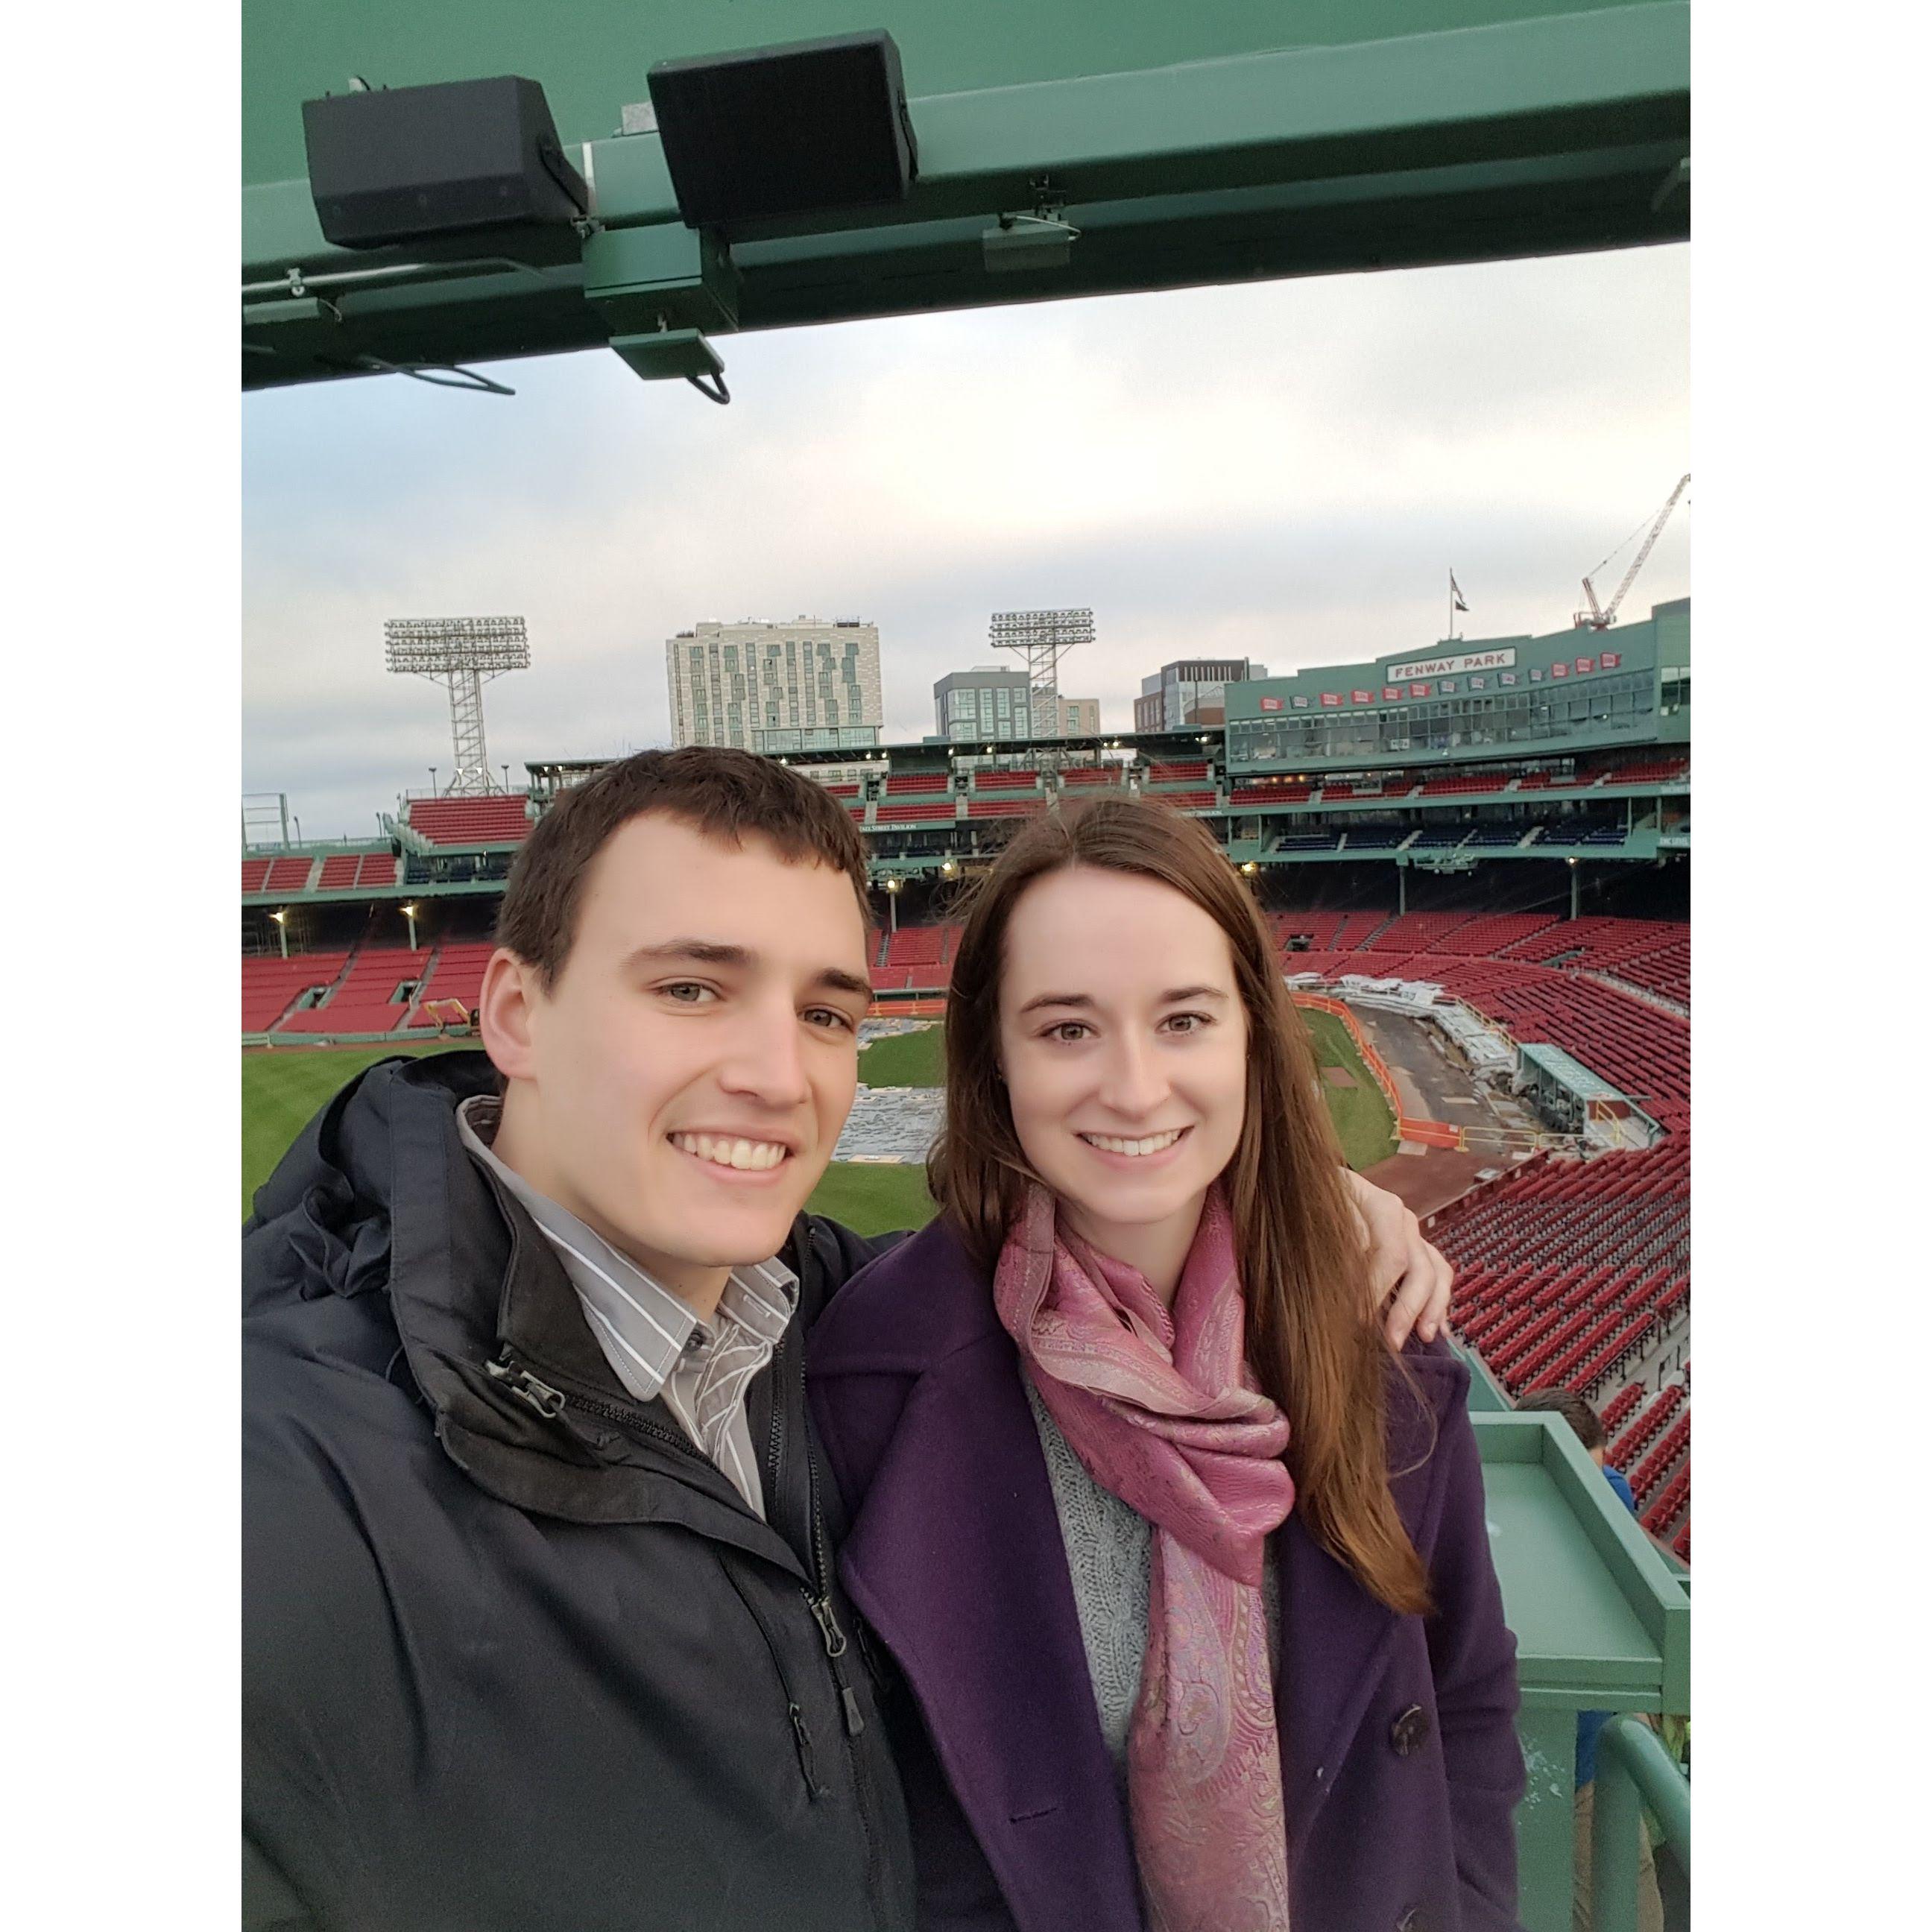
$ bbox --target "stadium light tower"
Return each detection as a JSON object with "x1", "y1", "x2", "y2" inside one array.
[
  {"x1": 385, "y1": 616, "x2": 531, "y2": 795},
  {"x1": 989, "y1": 607, "x2": 1094, "y2": 739}
]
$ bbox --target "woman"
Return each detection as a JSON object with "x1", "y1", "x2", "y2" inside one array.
[{"x1": 807, "y1": 796, "x2": 1524, "y2": 1932}]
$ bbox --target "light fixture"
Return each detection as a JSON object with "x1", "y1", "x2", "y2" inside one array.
[
  {"x1": 270, "y1": 909, "x2": 288, "y2": 924},
  {"x1": 400, "y1": 904, "x2": 418, "y2": 919},
  {"x1": 1240, "y1": 861, "x2": 1258, "y2": 876}
]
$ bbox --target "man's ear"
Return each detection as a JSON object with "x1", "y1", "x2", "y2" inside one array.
[{"x1": 478, "y1": 949, "x2": 543, "y2": 1082}]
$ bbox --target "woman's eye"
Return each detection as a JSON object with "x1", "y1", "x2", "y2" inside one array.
[
  {"x1": 1044, "y1": 1022, "x2": 1090, "y2": 1044},
  {"x1": 1164, "y1": 1012, "x2": 1209, "y2": 1034}
]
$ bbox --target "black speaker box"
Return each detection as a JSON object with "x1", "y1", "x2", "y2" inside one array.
[
  {"x1": 647, "y1": 31, "x2": 917, "y2": 231},
  {"x1": 303, "y1": 76, "x2": 589, "y2": 250}
]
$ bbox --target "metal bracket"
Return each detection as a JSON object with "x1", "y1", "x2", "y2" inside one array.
[{"x1": 983, "y1": 180, "x2": 1082, "y2": 272}]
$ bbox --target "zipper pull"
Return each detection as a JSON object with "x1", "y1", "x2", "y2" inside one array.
[
  {"x1": 805, "y1": 1591, "x2": 848, "y2": 1659},
  {"x1": 484, "y1": 1353, "x2": 566, "y2": 1418},
  {"x1": 839, "y1": 1684, "x2": 866, "y2": 1738},
  {"x1": 787, "y1": 1702, "x2": 824, "y2": 1797}
]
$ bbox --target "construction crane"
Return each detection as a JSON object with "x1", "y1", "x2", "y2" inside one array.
[{"x1": 1574, "y1": 473, "x2": 1690, "y2": 629}]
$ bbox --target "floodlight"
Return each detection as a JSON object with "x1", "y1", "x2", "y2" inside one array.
[
  {"x1": 385, "y1": 616, "x2": 531, "y2": 796},
  {"x1": 303, "y1": 78, "x2": 588, "y2": 250},
  {"x1": 271, "y1": 909, "x2": 288, "y2": 924},
  {"x1": 647, "y1": 32, "x2": 917, "y2": 232}
]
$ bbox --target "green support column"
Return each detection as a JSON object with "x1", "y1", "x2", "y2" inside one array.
[
  {"x1": 1398, "y1": 863, "x2": 1407, "y2": 915},
  {"x1": 1570, "y1": 862, "x2": 1581, "y2": 920},
  {"x1": 1515, "y1": 1704, "x2": 1579, "y2": 1932}
]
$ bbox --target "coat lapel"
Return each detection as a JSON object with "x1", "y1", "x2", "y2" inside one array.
[{"x1": 812, "y1": 1227, "x2": 1146, "y2": 1932}]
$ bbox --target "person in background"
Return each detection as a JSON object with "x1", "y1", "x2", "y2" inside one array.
[{"x1": 1515, "y1": 1386, "x2": 1667, "y2": 1932}]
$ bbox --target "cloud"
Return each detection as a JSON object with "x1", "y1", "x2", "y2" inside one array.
[{"x1": 245, "y1": 243, "x2": 1688, "y2": 837}]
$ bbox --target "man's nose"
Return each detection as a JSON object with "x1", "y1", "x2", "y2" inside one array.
[{"x1": 718, "y1": 1000, "x2": 812, "y2": 1108}]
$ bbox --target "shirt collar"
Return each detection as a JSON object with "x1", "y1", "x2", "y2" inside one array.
[{"x1": 455, "y1": 1094, "x2": 798, "y2": 1404}]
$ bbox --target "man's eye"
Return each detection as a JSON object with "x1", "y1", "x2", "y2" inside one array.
[
  {"x1": 805, "y1": 1007, "x2": 856, "y2": 1033},
  {"x1": 661, "y1": 982, "x2": 716, "y2": 1005}
]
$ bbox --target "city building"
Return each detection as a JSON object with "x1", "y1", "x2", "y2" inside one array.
[
  {"x1": 668, "y1": 618, "x2": 883, "y2": 754},
  {"x1": 936, "y1": 670, "x2": 1102, "y2": 741},
  {"x1": 1133, "y1": 657, "x2": 1267, "y2": 733},
  {"x1": 934, "y1": 666, "x2": 1033, "y2": 742}
]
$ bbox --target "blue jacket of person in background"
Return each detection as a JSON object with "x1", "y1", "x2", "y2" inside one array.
[{"x1": 1574, "y1": 1463, "x2": 1641, "y2": 1786}]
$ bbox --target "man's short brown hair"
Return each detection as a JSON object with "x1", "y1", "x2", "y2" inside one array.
[
  {"x1": 496, "y1": 748, "x2": 872, "y2": 988},
  {"x1": 1515, "y1": 1386, "x2": 1607, "y2": 1452}
]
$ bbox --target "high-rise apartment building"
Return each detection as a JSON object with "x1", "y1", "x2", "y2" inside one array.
[
  {"x1": 668, "y1": 618, "x2": 883, "y2": 754},
  {"x1": 1133, "y1": 657, "x2": 1267, "y2": 733},
  {"x1": 934, "y1": 667, "x2": 1033, "y2": 742},
  {"x1": 936, "y1": 669, "x2": 1102, "y2": 742}
]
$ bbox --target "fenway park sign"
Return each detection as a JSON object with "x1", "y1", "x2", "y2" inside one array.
[{"x1": 1386, "y1": 647, "x2": 1518, "y2": 682}]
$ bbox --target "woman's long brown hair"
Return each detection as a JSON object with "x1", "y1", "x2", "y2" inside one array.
[{"x1": 928, "y1": 795, "x2": 1433, "y2": 1616}]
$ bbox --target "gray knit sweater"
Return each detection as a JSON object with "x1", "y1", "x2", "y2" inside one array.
[{"x1": 1022, "y1": 1371, "x2": 1283, "y2": 1790}]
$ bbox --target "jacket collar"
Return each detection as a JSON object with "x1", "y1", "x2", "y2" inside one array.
[
  {"x1": 808, "y1": 1216, "x2": 1470, "y2": 1923},
  {"x1": 353, "y1": 1053, "x2": 815, "y2": 1582}
]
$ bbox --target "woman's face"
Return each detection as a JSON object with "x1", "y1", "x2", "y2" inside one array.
[{"x1": 996, "y1": 866, "x2": 1250, "y2": 1265}]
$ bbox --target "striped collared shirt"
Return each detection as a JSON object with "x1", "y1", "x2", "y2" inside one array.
[{"x1": 456, "y1": 1095, "x2": 797, "y2": 1518}]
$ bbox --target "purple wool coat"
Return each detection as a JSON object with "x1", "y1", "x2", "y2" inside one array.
[{"x1": 806, "y1": 1217, "x2": 1527, "y2": 1932}]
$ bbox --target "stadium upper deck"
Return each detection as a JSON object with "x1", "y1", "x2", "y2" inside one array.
[{"x1": 241, "y1": 599, "x2": 1689, "y2": 932}]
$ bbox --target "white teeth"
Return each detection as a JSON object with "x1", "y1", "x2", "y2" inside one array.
[
  {"x1": 1081, "y1": 1129, "x2": 1184, "y2": 1158},
  {"x1": 672, "y1": 1133, "x2": 787, "y2": 1172}
]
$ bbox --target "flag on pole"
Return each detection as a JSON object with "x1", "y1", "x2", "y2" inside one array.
[{"x1": 1450, "y1": 572, "x2": 1469, "y2": 613}]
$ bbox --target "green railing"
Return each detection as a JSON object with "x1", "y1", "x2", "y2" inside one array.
[
  {"x1": 1474, "y1": 1412, "x2": 1690, "y2": 1932},
  {"x1": 1592, "y1": 1715, "x2": 1689, "y2": 1932}
]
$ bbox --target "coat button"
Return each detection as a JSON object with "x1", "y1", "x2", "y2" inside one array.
[{"x1": 1389, "y1": 1704, "x2": 1433, "y2": 1756}]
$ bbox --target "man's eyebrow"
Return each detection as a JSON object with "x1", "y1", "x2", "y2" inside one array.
[
  {"x1": 812, "y1": 967, "x2": 874, "y2": 1002},
  {"x1": 625, "y1": 941, "x2": 871, "y2": 1003},
  {"x1": 1016, "y1": 986, "x2": 1230, "y2": 1016},
  {"x1": 624, "y1": 939, "x2": 754, "y2": 970}
]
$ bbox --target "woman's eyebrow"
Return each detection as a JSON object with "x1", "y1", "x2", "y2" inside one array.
[
  {"x1": 1016, "y1": 985, "x2": 1229, "y2": 1016},
  {"x1": 1017, "y1": 991, "x2": 1094, "y2": 1015}
]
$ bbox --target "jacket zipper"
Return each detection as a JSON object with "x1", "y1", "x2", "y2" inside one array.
[{"x1": 800, "y1": 1420, "x2": 888, "y2": 1922}]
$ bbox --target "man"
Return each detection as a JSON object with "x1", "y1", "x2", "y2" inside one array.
[
  {"x1": 244, "y1": 748, "x2": 1453, "y2": 1931},
  {"x1": 1515, "y1": 1386, "x2": 1667, "y2": 1932}
]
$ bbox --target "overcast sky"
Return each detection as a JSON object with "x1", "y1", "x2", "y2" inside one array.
[{"x1": 243, "y1": 241, "x2": 1689, "y2": 840}]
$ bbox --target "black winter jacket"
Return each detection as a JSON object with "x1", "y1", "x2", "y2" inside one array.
[{"x1": 242, "y1": 1052, "x2": 917, "y2": 1932}]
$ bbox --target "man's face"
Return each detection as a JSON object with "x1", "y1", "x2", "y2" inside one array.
[{"x1": 482, "y1": 814, "x2": 872, "y2": 1295}]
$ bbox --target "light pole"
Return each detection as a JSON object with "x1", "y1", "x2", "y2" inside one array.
[
  {"x1": 271, "y1": 909, "x2": 289, "y2": 961},
  {"x1": 401, "y1": 903, "x2": 420, "y2": 950},
  {"x1": 883, "y1": 876, "x2": 900, "y2": 933},
  {"x1": 429, "y1": 766, "x2": 438, "y2": 798}
]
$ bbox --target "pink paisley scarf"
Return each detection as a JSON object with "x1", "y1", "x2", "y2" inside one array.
[{"x1": 993, "y1": 1181, "x2": 1296, "y2": 1932}]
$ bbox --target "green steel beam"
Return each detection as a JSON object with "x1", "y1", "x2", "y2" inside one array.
[{"x1": 242, "y1": 4, "x2": 1688, "y2": 389}]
